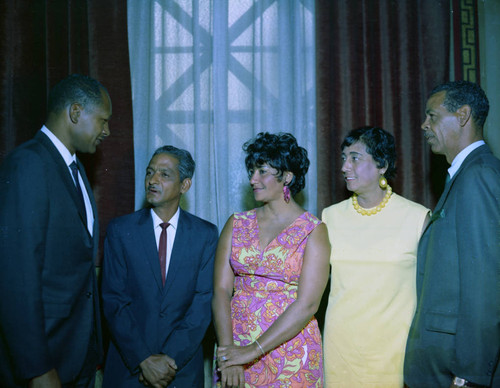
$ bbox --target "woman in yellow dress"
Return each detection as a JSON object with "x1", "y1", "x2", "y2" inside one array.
[{"x1": 322, "y1": 126, "x2": 430, "y2": 387}]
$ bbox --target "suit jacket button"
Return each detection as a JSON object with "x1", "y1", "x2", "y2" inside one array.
[{"x1": 86, "y1": 292, "x2": 92, "y2": 298}]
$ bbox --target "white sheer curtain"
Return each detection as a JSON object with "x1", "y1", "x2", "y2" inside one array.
[{"x1": 128, "y1": 0, "x2": 317, "y2": 229}]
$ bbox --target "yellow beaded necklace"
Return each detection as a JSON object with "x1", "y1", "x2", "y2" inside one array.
[{"x1": 352, "y1": 185, "x2": 392, "y2": 216}]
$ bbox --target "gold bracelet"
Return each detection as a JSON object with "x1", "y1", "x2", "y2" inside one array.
[{"x1": 255, "y1": 339, "x2": 265, "y2": 356}]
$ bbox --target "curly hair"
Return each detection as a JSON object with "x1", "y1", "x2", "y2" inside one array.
[
  {"x1": 430, "y1": 80, "x2": 489, "y2": 128},
  {"x1": 243, "y1": 132, "x2": 309, "y2": 196},
  {"x1": 341, "y1": 126, "x2": 397, "y2": 179}
]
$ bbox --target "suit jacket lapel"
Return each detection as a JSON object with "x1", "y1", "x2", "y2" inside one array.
[
  {"x1": 36, "y1": 132, "x2": 91, "y2": 233},
  {"x1": 430, "y1": 145, "x2": 488, "y2": 225},
  {"x1": 138, "y1": 208, "x2": 164, "y2": 290},
  {"x1": 432, "y1": 178, "x2": 453, "y2": 216},
  {"x1": 163, "y1": 209, "x2": 191, "y2": 295},
  {"x1": 76, "y1": 157, "x2": 97, "y2": 242}
]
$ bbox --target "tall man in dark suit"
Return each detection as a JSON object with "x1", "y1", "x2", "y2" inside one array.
[
  {"x1": 0, "y1": 74, "x2": 112, "y2": 387},
  {"x1": 101, "y1": 146, "x2": 218, "y2": 387},
  {"x1": 404, "y1": 81, "x2": 500, "y2": 388}
]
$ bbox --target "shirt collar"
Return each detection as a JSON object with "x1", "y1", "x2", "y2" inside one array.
[
  {"x1": 150, "y1": 207, "x2": 180, "y2": 230},
  {"x1": 41, "y1": 125, "x2": 77, "y2": 166},
  {"x1": 448, "y1": 140, "x2": 485, "y2": 179}
]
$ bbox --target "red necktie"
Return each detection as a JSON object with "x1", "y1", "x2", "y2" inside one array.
[{"x1": 159, "y1": 222, "x2": 169, "y2": 286}]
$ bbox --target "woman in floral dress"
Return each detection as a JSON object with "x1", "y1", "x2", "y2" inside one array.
[{"x1": 212, "y1": 132, "x2": 331, "y2": 387}]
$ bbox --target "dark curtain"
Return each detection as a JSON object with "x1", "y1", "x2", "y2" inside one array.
[
  {"x1": 0, "y1": 0, "x2": 134, "y2": 264},
  {"x1": 316, "y1": 0, "x2": 451, "y2": 213}
]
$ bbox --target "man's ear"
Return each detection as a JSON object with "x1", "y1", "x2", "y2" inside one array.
[
  {"x1": 69, "y1": 103, "x2": 82, "y2": 124},
  {"x1": 180, "y1": 178, "x2": 192, "y2": 194},
  {"x1": 457, "y1": 105, "x2": 472, "y2": 127}
]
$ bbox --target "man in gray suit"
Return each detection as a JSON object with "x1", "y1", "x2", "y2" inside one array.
[{"x1": 404, "y1": 81, "x2": 500, "y2": 387}]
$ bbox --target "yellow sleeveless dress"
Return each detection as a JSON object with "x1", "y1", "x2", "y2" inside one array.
[{"x1": 321, "y1": 193, "x2": 429, "y2": 388}]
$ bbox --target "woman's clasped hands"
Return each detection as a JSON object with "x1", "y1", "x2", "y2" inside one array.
[{"x1": 216, "y1": 343, "x2": 262, "y2": 388}]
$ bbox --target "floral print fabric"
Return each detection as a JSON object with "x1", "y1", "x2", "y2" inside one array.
[{"x1": 228, "y1": 209, "x2": 323, "y2": 387}]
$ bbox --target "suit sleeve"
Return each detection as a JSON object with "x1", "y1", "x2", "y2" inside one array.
[
  {"x1": 162, "y1": 223, "x2": 219, "y2": 370},
  {"x1": 453, "y1": 163, "x2": 500, "y2": 385},
  {"x1": 0, "y1": 150, "x2": 54, "y2": 380},
  {"x1": 101, "y1": 221, "x2": 153, "y2": 372}
]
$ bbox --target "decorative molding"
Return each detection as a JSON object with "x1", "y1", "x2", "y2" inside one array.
[{"x1": 452, "y1": 0, "x2": 480, "y2": 83}]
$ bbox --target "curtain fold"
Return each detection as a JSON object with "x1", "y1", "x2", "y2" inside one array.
[
  {"x1": 0, "y1": 0, "x2": 134, "y2": 264},
  {"x1": 316, "y1": 0, "x2": 451, "y2": 212},
  {"x1": 128, "y1": 0, "x2": 317, "y2": 226}
]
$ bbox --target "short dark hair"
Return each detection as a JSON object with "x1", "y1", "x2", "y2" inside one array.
[
  {"x1": 152, "y1": 145, "x2": 195, "y2": 182},
  {"x1": 430, "y1": 80, "x2": 489, "y2": 128},
  {"x1": 243, "y1": 132, "x2": 309, "y2": 196},
  {"x1": 47, "y1": 74, "x2": 108, "y2": 114},
  {"x1": 341, "y1": 126, "x2": 397, "y2": 179}
]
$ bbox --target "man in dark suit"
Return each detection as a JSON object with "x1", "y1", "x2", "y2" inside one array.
[
  {"x1": 404, "y1": 81, "x2": 500, "y2": 387},
  {"x1": 0, "y1": 74, "x2": 112, "y2": 387},
  {"x1": 101, "y1": 145, "x2": 218, "y2": 387}
]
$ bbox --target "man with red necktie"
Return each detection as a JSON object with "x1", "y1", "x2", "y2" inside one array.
[{"x1": 101, "y1": 146, "x2": 218, "y2": 387}]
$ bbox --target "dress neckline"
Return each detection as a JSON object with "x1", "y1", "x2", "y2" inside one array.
[{"x1": 252, "y1": 209, "x2": 308, "y2": 253}]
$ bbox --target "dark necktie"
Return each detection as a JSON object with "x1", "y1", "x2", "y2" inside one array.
[
  {"x1": 69, "y1": 161, "x2": 87, "y2": 227},
  {"x1": 445, "y1": 173, "x2": 451, "y2": 185},
  {"x1": 159, "y1": 222, "x2": 170, "y2": 286}
]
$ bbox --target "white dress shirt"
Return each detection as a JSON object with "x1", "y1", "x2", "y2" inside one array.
[
  {"x1": 448, "y1": 140, "x2": 485, "y2": 179},
  {"x1": 151, "y1": 207, "x2": 180, "y2": 279},
  {"x1": 41, "y1": 126, "x2": 94, "y2": 235}
]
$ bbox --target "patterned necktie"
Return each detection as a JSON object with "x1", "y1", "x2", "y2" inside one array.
[
  {"x1": 159, "y1": 222, "x2": 170, "y2": 286},
  {"x1": 69, "y1": 161, "x2": 87, "y2": 227}
]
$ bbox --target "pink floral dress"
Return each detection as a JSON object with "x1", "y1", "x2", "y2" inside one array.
[{"x1": 220, "y1": 209, "x2": 323, "y2": 387}]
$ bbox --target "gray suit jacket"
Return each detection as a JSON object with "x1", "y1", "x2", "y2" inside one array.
[
  {"x1": 0, "y1": 131, "x2": 102, "y2": 386},
  {"x1": 404, "y1": 144, "x2": 500, "y2": 387}
]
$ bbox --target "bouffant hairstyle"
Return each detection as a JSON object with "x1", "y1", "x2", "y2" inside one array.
[
  {"x1": 341, "y1": 126, "x2": 397, "y2": 179},
  {"x1": 430, "y1": 80, "x2": 489, "y2": 128},
  {"x1": 243, "y1": 132, "x2": 309, "y2": 196}
]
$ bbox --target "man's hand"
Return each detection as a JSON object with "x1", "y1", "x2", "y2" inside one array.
[
  {"x1": 139, "y1": 354, "x2": 177, "y2": 388},
  {"x1": 28, "y1": 368, "x2": 62, "y2": 388},
  {"x1": 449, "y1": 376, "x2": 486, "y2": 388}
]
